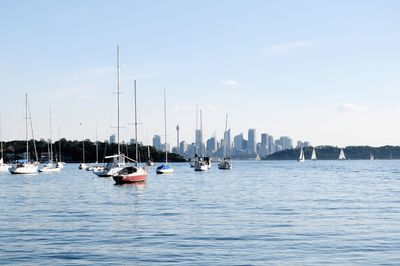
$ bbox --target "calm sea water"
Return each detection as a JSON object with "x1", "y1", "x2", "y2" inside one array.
[{"x1": 1, "y1": 160, "x2": 400, "y2": 265}]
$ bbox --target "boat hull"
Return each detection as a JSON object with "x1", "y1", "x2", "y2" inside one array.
[
  {"x1": 156, "y1": 168, "x2": 174, "y2": 174},
  {"x1": 9, "y1": 165, "x2": 38, "y2": 174},
  {"x1": 39, "y1": 166, "x2": 61, "y2": 172},
  {"x1": 0, "y1": 164, "x2": 10, "y2": 172},
  {"x1": 113, "y1": 173, "x2": 147, "y2": 184},
  {"x1": 194, "y1": 165, "x2": 208, "y2": 171},
  {"x1": 93, "y1": 166, "x2": 123, "y2": 177}
]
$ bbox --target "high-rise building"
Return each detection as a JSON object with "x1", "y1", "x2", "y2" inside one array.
[
  {"x1": 268, "y1": 135, "x2": 275, "y2": 154},
  {"x1": 279, "y1": 136, "x2": 293, "y2": 150},
  {"x1": 179, "y1": 141, "x2": 188, "y2": 154},
  {"x1": 109, "y1": 134, "x2": 116, "y2": 144},
  {"x1": 261, "y1": 133, "x2": 268, "y2": 147},
  {"x1": 153, "y1": 135, "x2": 162, "y2": 150},
  {"x1": 223, "y1": 129, "x2": 231, "y2": 155},
  {"x1": 233, "y1": 133, "x2": 243, "y2": 151},
  {"x1": 195, "y1": 129, "x2": 203, "y2": 155},
  {"x1": 206, "y1": 137, "x2": 217, "y2": 155},
  {"x1": 248, "y1": 128, "x2": 256, "y2": 154}
]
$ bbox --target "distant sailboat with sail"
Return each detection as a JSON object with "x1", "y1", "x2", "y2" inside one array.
[
  {"x1": 310, "y1": 147, "x2": 317, "y2": 160},
  {"x1": 338, "y1": 148, "x2": 346, "y2": 160},
  {"x1": 298, "y1": 147, "x2": 305, "y2": 162},
  {"x1": 369, "y1": 153, "x2": 374, "y2": 160},
  {"x1": 39, "y1": 108, "x2": 61, "y2": 172}
]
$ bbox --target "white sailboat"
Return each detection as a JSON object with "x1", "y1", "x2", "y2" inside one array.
[
  {"x1": 93, "y1": 45, "x2": 126, "y2": 177},
  {"x1": 78, "y1": 138, "x2": 88, "y2": 170},
  {"x1": 156, "y1": 88, "x2": 174, "y2": 174},
  {"x1": 113, "y1": 80, "x2": 148, "y2": 184},
  {"x1": 0, "y1": 113, "x2": 9, "y2": 172},
  {"x1": 338, "y1": 148, "x2": 346, "y2": 160},
  {"x1": 311, "y1": 147, "x2": 317, "y2": 160},
  {"x1": 9, "y1": 94, "x2": 39, "y2": 174},
  {"x1": 194, "y1": 109, "x2": 211, "y2": 171},
  {"x1": 298, "y1": 147, "x2": 305, "y2": 162},
  {"x1": 218, "y1": 114, "x2": 232, "y2": 170},
  {"x1": 39, "y1": 108, "x2": 61, "y2": 172},
  {"x1": 369, "y1": 153, "x2": 374, "y2": 160},
  {"x1": 55, "y1": 127, "x2": 64, "y2": 168}
]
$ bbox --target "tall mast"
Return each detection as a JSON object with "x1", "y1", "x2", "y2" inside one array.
[
  {"x1": 95, "y1": 122, "x2": 98, "y2": 163},
  {"x1": 49, "y1": 107, "x2": 52, "y2": 162},
  {"x1": 164, "y1": 88, "x2": 168, "y2": 163},
  {"x1": 58, "y1": 126, "x2": 61, "y2": 162},
  {"x1": 27, "y1": 97, "x2": 38, "y2": 161},
  {"x1": 195, "y1": 104, "x2": 198, "y2": 154},
  {"x1": 134, "y1": 80, "x2": 138, "y2": 167},
  {"x1": 0, "y1": 113, "x2": 3, "y2": 160},
  {"x1": 223, "y1": 113, "x2": 228, "y2": 157},
  {"x1": 116, "y1": 45, "x2": 121, "y2": 156},
  {"x1": 25, "y1": 93, "x2": 29, "y2": 161},
  {"x1": 200, "y1": 109, "x2": 203, "y2": 155}
]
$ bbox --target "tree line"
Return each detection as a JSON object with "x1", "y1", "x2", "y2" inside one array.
[{"x1": 1, "y1": 139, "x2": 186, "y2": 163}]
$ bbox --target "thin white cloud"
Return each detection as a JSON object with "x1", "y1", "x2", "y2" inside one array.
[
  {"x1": 338, "y1": 103, "x2": 366, "y2": 112},
  {"x1": 220, "y1": 80, "x2": 240, "y2": 87},
  {"x1": 262, "y1": 41, "x2": 312, "y2": 54}
]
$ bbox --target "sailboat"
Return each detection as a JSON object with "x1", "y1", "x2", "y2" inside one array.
[
  {"x1": 9, "y1": 94, "x2": 39, "y2": 174},
  {"x1": 78, "y1": 138, "x2": 88, "y2": 170},
  {"x1": 218, "y1": 114, "x2": 232, "y2": 170},
  {"x1": 156, "y1": 88, "x2": 174, "y2": 174},
  {"x1": 55, "y1": 127, "x2": 64, "y2": 168},
  {"x1": 310, "y1": 147, "x2": 317, "y2": 160},
  {"x1": 338, "y1": 148, "x2": 346, "y2": 160},
  {"x1": 298, "y1": 147, "x2": 305, "y2": 162},
  {"x1": 113, "y1": 80, "x2": 148, "y2": 184},
  {"x1": 39, "y1": 108, "x2": 61, "y2": 172},
  {"x1": 146, "y1": 145, "x2": 154, "y2": 166},
  {"x1": 369, "y1": 153, "x2": 374, "y2": 160},
  {"x1": 93, "y1": 46, "x2": 126, "y2": 177},
  {"x1": 194, "y1": 109, "x2": 211, "y2": 171},
  {"x1": 0, "y1": 113, "x2": 9, "y2": 172}
]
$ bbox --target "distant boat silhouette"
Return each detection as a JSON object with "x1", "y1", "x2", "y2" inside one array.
[
  {"x1": 298, "y1": 147, "x2": 305, "y2": 162},
  {"x1": 338, "y1": 148, "x2": 346, "y2": 160},
  {"x1": 311, "y1": 147, "x2": 317, "y2": 160}
]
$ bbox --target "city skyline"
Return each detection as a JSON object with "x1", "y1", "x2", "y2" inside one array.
[{"x1": 1, "y1": 1, "x2": 400, "y2": 146}]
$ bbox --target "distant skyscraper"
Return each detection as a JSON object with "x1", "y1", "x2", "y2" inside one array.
[
  {"x1": 248, "y1": 128, "x2": 256, "y2": 154},
  {"x1": 261, "y1": 133, "x2": 268, "y2": 147},
  {"x1": 109, "y1": 134, "x2": 116, "y2": 144},
  {"x1": 268, "y1": 135, "x2": 275, "y2": 154},
  {"x1": 279, "y1": 136, "x2": 293, "y2": 150},
  {"x1": 206, "y1": 137, "x2": 217, "y2": 155},
  {"x1": 223, "y1": 129, "x2": 231, "y2": 155},
  {"x1": 233, "y1": 133, "x2": 243, "y2": 151},
  {"x1": 179, "y1": 141, "x2": 188, "y2": 154},
  {"x1": 195, "y1": 129, "x2": 203, "y2": 155},
  {"x1": 153, "y1": 135, "x2": 162, "y2": 150}
]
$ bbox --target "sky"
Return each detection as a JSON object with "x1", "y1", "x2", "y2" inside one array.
[{"x1": 1, "y1": 0, "x2": 400, "y2": 147}]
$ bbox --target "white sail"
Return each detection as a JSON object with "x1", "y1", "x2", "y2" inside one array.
[
  {"x1": 338, "y1": 148, "x2": 346, "y2": 160},
  {"x1": 370, "y1": 153, "x2": 374, "y2": 160},
  {"x1": 298, "y1": 148, "x2": 305, "y2": 162},
  {"x1": 311, "y1": 148, "x2": 317, "y2": 160}
]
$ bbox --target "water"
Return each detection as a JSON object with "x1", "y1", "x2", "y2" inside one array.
[{"x1": 1, "y1": 161, "x2": 400, "y2": 265}]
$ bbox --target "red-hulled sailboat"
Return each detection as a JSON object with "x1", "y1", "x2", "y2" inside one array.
[{"x1": 113, "y1": 80, "x2": 147, "y2": 184}]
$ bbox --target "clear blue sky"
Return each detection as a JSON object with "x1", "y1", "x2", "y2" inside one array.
[{"x1": 1, "y1": 0, "x2": 400, "y2": 146}]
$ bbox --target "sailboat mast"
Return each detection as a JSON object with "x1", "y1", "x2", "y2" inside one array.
[
  {"x1": 25, "y1": 93, "x2": 29, "y2": 161},
  {"x1": 95, "y1": 122, "x2": 98, "y2": 164},
  {"x1": 0, "y1": 113, "x2": 3, "y2": 160},
  {"x1": 58, "y1": 126, "x2": 61, "y2": 162},
  {"x1": 223, "y1": 114, "x2": 228, "y2": 157},
  {"x1": 164, "y1": 88, "x2": 168, "y2": 163},
  {"x1": 200, "y1": 109, "x2": 203, "y2": 155},
  {"x1": 134, "y1": 80, "x2": 138, "y2": 167},
  {"x1": 49, "y1": 108, "x2": 52, "y2": 162},
  {"x1": 195, "y1": 104, "x2": 198, "y2": 154},
  {"x1": 116, "y1": 45, "x2": 121, "y2": 156},
  {"x1": 27, "y1": 97, "x2": 38, "y2": 161}
]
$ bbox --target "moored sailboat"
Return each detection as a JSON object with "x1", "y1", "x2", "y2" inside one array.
[
  {"x1": 0, "y1": 113, "x2": 9, "y2": 172},
  {"x1": 39, "y1": 108, "x2": 61, "y2": 173},
  {"x1": 218, "y1": 114, "x2": 232, "y2": 170},
  {"x1": 156, "y1": 88, "x2": 174, "y2": 174},
  {"x1": 113, "y1": 80, "x2": 147, "y2": 184},
  {"x1": 9, "y1": 94, "x2": 39, "y2": 174},
  {"x1": 93, "y1": 46, "x2": 126, "y2": 177}
]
